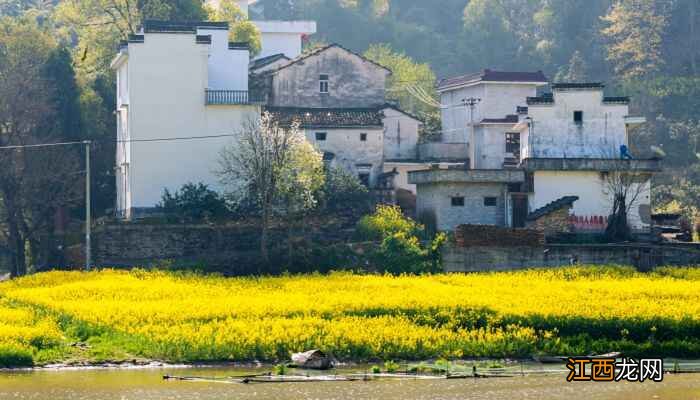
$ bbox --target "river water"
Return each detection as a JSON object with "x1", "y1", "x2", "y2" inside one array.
[{"x1": 0, "y1": 366, "x2": 698, "y2": 400}]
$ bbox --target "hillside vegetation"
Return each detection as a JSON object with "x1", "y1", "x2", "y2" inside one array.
[{"x1": 1, "y1": 266, "x2": 699, "y2": 367}]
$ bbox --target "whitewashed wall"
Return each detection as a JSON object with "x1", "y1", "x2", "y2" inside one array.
[
  {"x1": 304, "y1": 127, "x2": 384, "y2": 186},
  {"x1": 253, "y1": 21, "x2": 317, "y2": 59},
  {"x1": 382, "y1": 107, "x2": 420, "y2": 160},
  {"x1": 531, "y1": 170, "x2": 651, "y2": 231},
  {"x1": 115, "y1": 31, "x2": 259, "y2": 215},
  {"x1": 526, "y1": 89, "x2": 629, "y2": 158},
  {"x1": 200, "y1": 27, "x2": 249, "y2": 90}
]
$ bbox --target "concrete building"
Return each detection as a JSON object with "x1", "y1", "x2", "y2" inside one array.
[
  {"x1": 411, "y1": 73, "x2": 659, "y2": 233},
  {"x1": 111, "y1": 20, "x2": 261, "y2": 219}
]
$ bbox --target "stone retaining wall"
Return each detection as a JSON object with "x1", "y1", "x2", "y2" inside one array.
[
  {"x1": 454, "y1": 224, "x2": 545, "y2": 247},
  {"x1": 443, "y1": 243, "x2": 700, "y2": 272}
]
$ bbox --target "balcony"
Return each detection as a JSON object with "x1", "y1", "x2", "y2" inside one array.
[
  {"x1": 205, "y1": 90, "x2": 265, "y2": 105},
  {"x1": 520, "y1": 157, "x2": 661, "y2": 172}
]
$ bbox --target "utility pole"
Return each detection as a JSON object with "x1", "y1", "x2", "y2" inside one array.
[
  {"x1": 462, "y1": 97, "x2": 481, "y2": 169},
  {"x1": 84, "y1": 140, "x2": 91, "y2": 271}
]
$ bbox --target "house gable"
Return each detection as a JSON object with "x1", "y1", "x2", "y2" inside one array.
[{"x1": 268, "y1": 44, "x2": 391, "y2": 108}]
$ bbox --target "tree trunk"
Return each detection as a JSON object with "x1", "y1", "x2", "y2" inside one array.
[
  {"x1": 6, "y1": 213, "x2": 26, "y2": 277},
  {"x1": 2, "y1": 187, "x2": 27, "y2": 277},
  {"x1": 260, "y1": 205, "x2": 270, "y2": 273}
]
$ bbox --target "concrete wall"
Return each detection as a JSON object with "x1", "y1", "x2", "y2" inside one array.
[
  {"x1": 415, "y1": 182, "x2": 506, "y2": 231},
  {"x1": 382, "y1": 107, "x2": 420, "y2": 160},
  {"x1": 270, "y1": 46, "x2": 389, "y2": 108},
  {"x1": 305, "y1": 127, "x2": 384, "y2": 186},
  {"x1": 383, "y1": 162, "x2": 430, "y2": 194},
  {"x1": 525, "y1": 88, "x2": 629, "y2": 158},
  {"x1": 253, "y1": 21, "x2": 316, "y2": 59},
  {"x1": 443, "y1": 243, "x2": 700, "y2": 272},
  {"x1": 532, "y1": 170, "x2": 652, "y2": 231},
  {"x1": 474, "y1": 124, "x2": 510, "y2": 169},
  {"x1": 115, "y1": 31, "x2": 259, "y2": 215}
]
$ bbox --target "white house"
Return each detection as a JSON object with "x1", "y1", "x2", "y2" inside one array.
[
  {"x1": 111, "y1": 20, "x2": 261, "y2": 219},
  {"x1": 410, "y1": 72, "x2": 659, "y2": 233}
]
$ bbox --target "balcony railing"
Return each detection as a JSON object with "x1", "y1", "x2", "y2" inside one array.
[{"x1": 205, "y1": 90, "x2": 265, "y2": 105}]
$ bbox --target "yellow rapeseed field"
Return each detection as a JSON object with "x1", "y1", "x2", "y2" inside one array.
[{"x1": 0, "y1": 266, "x2": 698, "y2": 365}]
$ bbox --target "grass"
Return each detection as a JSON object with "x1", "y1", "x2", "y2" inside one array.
[{"x1": 0, "y1": 265, "x2": 699, "y2": 367}]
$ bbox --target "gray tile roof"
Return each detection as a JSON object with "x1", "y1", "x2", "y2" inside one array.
[
  {"x1": 526, "y1": 196, "x2": 579, "y2": 221},
  {"x1": 265, "y1": 107, "x2": 384, "y2": 129},
  {"x1": 437, "y1": 69, "x2": 548, "y2": 90}
]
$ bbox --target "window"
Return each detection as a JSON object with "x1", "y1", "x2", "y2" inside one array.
[
  {"x1": 505, "y1": 132, "x2": 520, "y2": 158},
  {"x1": 319, "y1": 74, "x2": 329, "y2": 94},
  {"x1": 484, "y1": 197, "x2": 497, "y2": 207},
  {"x1": 451, "y1": 197, "x2": 465, "y2": 207},
  {"x1": 358, "y1": 173, "x2": 370, "y2": 187},
  {"x1": 315, "y1": 132, "x2": 327, "y2": 141},
  {"x1": 573, "y1": 110, "x2": 583, "y2": 125},
  {"x1": 360, "y1": 133, "x2": 367, "y2": 141}
]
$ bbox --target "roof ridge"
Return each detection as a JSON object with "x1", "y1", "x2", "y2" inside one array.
[
  {"x1": 269, "y1": 43, "x2": 392, "y2": 74},
  {"x1": 526, "y1": 195, "x2": 579, "y2": 221}
]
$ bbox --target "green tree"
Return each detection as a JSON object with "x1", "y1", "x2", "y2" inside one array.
[
  {"x1": 601, "y1": 0, "x2": 670, "y2": 79},
  {"x1": 41, "y1": 47, "x2": 83, "y2": 141},
  {"x1": 0, "y1": 17, "x2": 82, "y2": 276},
  {"x1": 207, "y1": 0, "x2": 261, "y2": 56},
  {"x1": 554, "y1": 50, "x2": 589, "y2": 82},
  {"x1": 363, "y1": 43, "x2": 437, "y2": 117}
]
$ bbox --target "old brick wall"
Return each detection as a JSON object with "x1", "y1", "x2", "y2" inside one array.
[
  {"x1": 526, "y1": 207, "x2": 572, "y2": 236},
  {"x1": 454, "y1": 224, "x2": 545, "y2": 247}
]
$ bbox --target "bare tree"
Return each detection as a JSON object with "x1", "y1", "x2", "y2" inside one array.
[
  {"x1": 216, "y1": 112, "x2": 307, "y2": 269},
  {"x1": 601, "y1": 162, "x2": 651, "y2": 242}
]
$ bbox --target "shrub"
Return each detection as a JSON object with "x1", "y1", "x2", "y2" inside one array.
[
  {"x1": 357, "y1": 204, "x2": 422, "y2": 241},
  {"x1": 0, "y1": 344, "x2": 33, "y2": 367},
  {"x1": 384, "y1": 360, "x2": 399, "y2": 373},
  {"x1": 359, "y1": 205, "x2": 447, "y2": 274},
  {"x1": 157, "y1": 182, "x2": 230, "y2": 222},
  {"x1": 321, "y1": 167, "x2": 371, "y2": 213}
]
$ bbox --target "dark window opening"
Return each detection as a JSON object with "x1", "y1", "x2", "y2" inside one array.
[
  {"x1": 505, "y1": 132, "x2": 520, "y2": 160},
  {"x1": 507, "y1": 183, "x2": 521, "y2": 193},
  {"x1": 360, "y1": 133, "x2": 367, "y2": 141},
  {"x1": 573, "y1": 110, "x2": 583, "y2": 125},
  {"x1": 484, "y1": 197, "x2": 497, "y2": 207},
  {"x1": 319, "y1": 74, "x2": 329, "y2": 94},
  {"x1": 358, "y1": 173, "x2": 370, "y2": 187},
  {"x1": 451, "y1": 197, "x2": 465, "y2": 207},
  {"x1": 315, "y1": 132, "x2": 327, "y2": 141}
]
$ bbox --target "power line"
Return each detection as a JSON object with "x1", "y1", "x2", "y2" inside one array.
[
  {"x1": 0, "y1": 134, "x2": 241, "y2": 150},
  {"x1": 0, "y1": 140, "x2": 86, "y2": 150}
]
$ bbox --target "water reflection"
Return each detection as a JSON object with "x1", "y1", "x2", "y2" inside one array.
[{"x1": 0, "y1": 366, "x2": 698, "y2": 400}]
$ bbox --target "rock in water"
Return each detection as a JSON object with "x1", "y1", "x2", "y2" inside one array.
[{"x1": 291, "y1": 350, "x2": 333, "y2": 370}]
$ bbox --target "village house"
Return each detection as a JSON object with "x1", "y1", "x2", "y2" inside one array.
[
  {"x1": 252, "y1": 44, "x2": 429, "y2": 211},
  {"x1": 410, "y1": 71, "x2": 659, "y2": 233},
  {"x1": 111, "y1": 0, "x2": 315, "y2": 219},
  {"x1": 111, "y1": 20, "x2": 260, "y2": 219}
]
